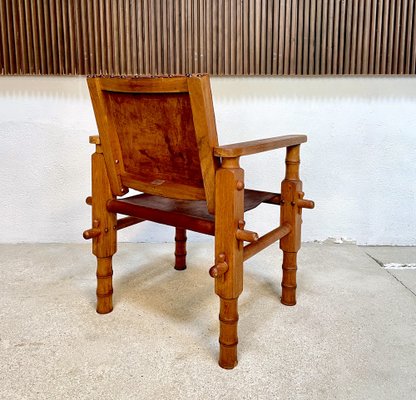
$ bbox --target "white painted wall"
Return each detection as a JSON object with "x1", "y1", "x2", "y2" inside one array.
[{"x1": 0, "y1": 76, "x2": 415, "y2": 245}]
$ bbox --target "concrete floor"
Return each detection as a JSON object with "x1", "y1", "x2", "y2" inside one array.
[{"x1": 1, "y1": 242, "x2": 415, "y2": 400}]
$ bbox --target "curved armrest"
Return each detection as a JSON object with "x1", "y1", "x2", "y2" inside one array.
[{"x1": 214, "y1": 134, "x2": 307, "y2": 158}]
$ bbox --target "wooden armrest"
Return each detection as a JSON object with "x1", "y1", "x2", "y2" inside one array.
[{"x1": 214, "y1": 134, "x2": 307, "y2": 158}]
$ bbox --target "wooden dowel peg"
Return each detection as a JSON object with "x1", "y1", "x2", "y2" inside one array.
[
  {"x1": 209, "y1": 253, "x2": 229, "y2": 278},
  {"x1": 85, "y1": 196, "x2": 93, "y2": 205},
  {"x1": 83, "y1": 228, "x2": 101, "y2": 239},
  {"x1": 235, "y1": 220, "x2": 258, "y2": 242},
  {"x1": 297, "y1": 199, "x2": 315, "y2": 209},
  {"x1": 236, "y1": 229, "x2": 259, "y2": 242},
  {"x1": 89, "y1": 135, "x2": 101, "y2": 145},
  {"x1": 83, "y1": 219, "x2": 101, "y2": 239}
]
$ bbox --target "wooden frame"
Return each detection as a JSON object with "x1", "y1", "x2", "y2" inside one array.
[
  {"x1": 83, "y1": 74, "x2": 314, "y2": 369},
  {"x1": 87, "y1": 75, "x2": 219, "y2": 213}
]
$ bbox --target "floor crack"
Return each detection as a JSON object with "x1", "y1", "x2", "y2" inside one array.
[
  {"x1": 365, "y1": 252, "x2": 416, "y2": 298},
  {"x1": 366, "y1": 252, "x2": 384, "y2": 268}
]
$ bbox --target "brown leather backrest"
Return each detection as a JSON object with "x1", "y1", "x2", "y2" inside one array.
[{"x1": 87, "y1": 75, "x2": 219, "y2": 213}]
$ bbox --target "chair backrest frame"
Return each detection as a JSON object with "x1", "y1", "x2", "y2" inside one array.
[{"x1": 87, "y1": 74, "x2": 219, "y2": 213}]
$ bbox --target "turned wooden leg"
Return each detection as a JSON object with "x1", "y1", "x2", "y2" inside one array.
[
  {"x1": 96, "y1": 256, "x2": 114, "y2": 313},
  {"x1": 84, "y1": 138, "x2": 117, "y2": 314},
  {"x1": 214, "y1": 157, "x2": 244, "y2": 369},
  {"x1": 281, "y1": 252, "x2": 297, "y2": 306},
  {"x1": 219, "y1": 297, "x2": 239, "y2": 369},
  {"x1": 280, "y1": 145, "x2": 302, "y2": 306},
  {"x1": 279, "y1": 145, "x2": 314, "y2": 305},
  {"x1": 174, "y1": 228, "x2": 187, "y2": 270}
]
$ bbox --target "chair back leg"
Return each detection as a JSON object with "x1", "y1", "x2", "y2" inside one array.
[{"x1": 174, "y1": 228, "x2": 187, "y2": 270}]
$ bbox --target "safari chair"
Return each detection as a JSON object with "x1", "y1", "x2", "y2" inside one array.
[{"x1": 83, "y1": 74, "x2": 314, "y2": 369}]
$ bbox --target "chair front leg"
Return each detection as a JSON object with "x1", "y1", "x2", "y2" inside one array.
[
  {"x1": 280, "y1": 145, "x2": 303, "y2": 306},
  {"x1": 213, "y1": 157, "x2": 244, "y2": 369},
  {"x1": 85, "y1": 141, "x2": 117, "y2": 314}
]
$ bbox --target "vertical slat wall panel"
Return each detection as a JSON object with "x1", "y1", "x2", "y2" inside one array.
[
  {"x1": 406, "y1": 0, "x2": 415, "y2": 73},
  {"x1": 1, "y1": 0, "x2": 415, "y2": 75}
]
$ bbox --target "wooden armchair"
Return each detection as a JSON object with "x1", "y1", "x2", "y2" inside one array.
[{"x1": 83, "y1": 74, "x2": 314, "y2": 369}]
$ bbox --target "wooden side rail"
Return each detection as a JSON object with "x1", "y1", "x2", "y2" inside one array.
[
  {"x1": 243, "y1": 223, "x2": 292, "y2": 262},
  {"x1": 83, "y1": 216, "x2": 144, "y2": 238},
  {"x1": 263, "y1": 194, "x2": 282, "y2": 205},
  {"x1": 106, "y1": 198, "x2": 216, "y2": 236},
  {"x1": 84, "y1": 198, "x2": 144, "y2": 235},
  {"x1": 214, "y1": 135, "x2": 307, "y2": 158},
  {"x1": 116, "y1": 216, "x2": 144, "y2": 230}
]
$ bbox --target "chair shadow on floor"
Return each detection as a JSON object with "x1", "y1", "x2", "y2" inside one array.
[{"x1": 80, "y1": 242, "x2": 289, "y2": 360}]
